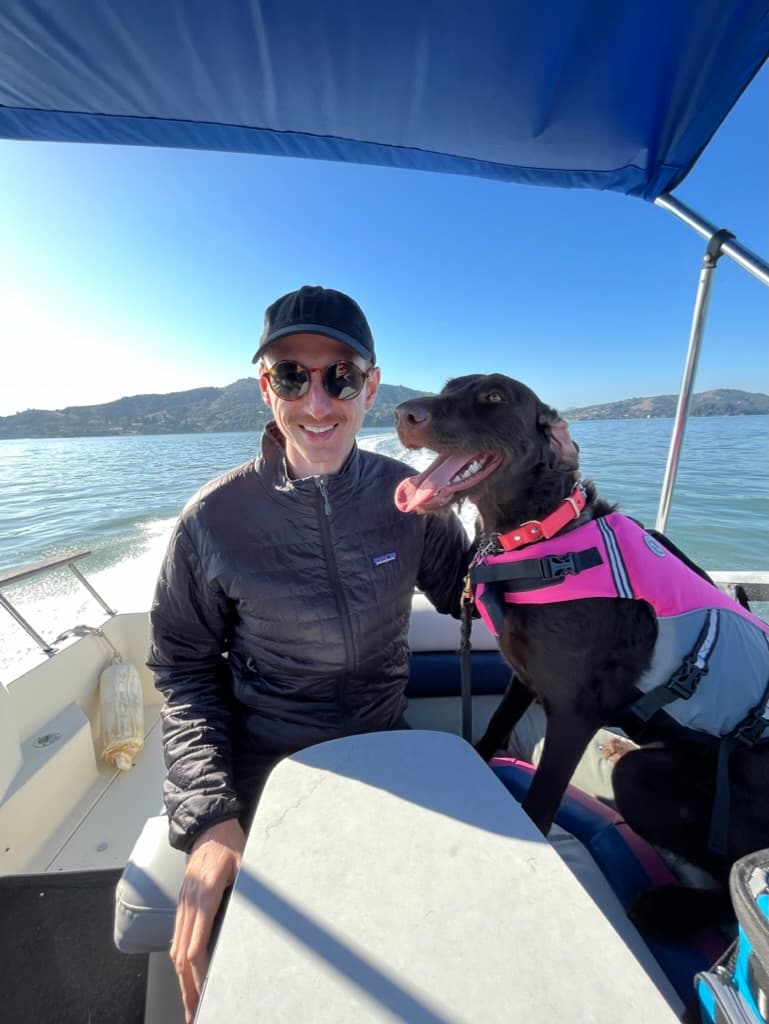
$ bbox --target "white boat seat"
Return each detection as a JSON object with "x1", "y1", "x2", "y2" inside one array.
[{"x1": 114, "y1": 814, "x2": 185, "y2": 954}]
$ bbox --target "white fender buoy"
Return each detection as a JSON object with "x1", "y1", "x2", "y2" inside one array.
[{"x1": 99, "y1": 658, "x2": 144, "y2": 771}]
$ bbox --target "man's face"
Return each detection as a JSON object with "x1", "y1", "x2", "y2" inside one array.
[{"x1": 259, "y1": 333, "x2": 380, "y2": 477}]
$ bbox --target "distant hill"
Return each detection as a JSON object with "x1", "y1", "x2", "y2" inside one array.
[
  {"x1": 0, "y1": 379, "x2": 429, "y2": 439},
  {"x1": 0, "y1": 384, "x2": 766, "y2": 440},
  {"x1": 562, "y1": 389, "x2": 768, "y2": 421}
]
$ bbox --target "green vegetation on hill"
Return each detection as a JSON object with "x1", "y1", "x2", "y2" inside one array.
[
  {"x1": 562, "y1": 389, "x2": 768, "y2": 421},
  {"x1": 0, "y1": 383, "x2": 766, "y2": 439},
  {"x1": 0, "y1": 379, "x2": 429, "y2": 439}
]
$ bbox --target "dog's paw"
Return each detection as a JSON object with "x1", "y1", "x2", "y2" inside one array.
[
  {"x1": 628, "y1": 884, "x2": 732, "y2": 940},
  {"x1": 598, "y1": 736, "x2": 639, "y2": 765}
]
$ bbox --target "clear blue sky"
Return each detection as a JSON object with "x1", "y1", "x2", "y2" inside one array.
[{"x1": 0, "y1": 67, "x2": 766, "y2": 418}]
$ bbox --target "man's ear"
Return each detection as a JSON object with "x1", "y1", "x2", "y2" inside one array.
[
  {"x1": 537, "y1": 405, "x2": 580, "y2": 470},
  {"x1": 258, "y1": 365, "x2": 273, "y2": 409},
  {"x1": 363, "y1": 366, "x2": 381, "y2": 412}
]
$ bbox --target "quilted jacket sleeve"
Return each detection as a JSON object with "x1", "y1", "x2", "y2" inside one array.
[
  {"x1": 416, "y1": 511, "x2": 474, "y2": 619},
  {"x1": 147, "y1": 519, "x2": 242, "y2": 852}
]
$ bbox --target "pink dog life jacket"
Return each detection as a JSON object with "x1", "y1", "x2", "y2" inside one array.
[{"x1": 471, "y1": 512, "x2": 769, "y2": 741}]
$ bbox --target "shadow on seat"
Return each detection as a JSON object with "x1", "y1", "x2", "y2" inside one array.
[{"x1": 114, "y1": 815, "x2": 186, "y2": 954}]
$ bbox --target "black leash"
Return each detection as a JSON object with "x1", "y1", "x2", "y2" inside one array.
[{"x1": 459, "y1": 575, "x2": 475, "y2": 742}]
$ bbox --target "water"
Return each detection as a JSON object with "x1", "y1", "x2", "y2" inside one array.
[{"x1": 1, "y1": 417, "x2": 767, "y2": 679}]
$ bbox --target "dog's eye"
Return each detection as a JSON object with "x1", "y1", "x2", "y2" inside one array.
[{"x1": 480, "y1": 390, "x2": 505, "y2": 404}]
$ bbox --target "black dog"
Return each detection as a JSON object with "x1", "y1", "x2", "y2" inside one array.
[{"x1": 395, "y1": 373, "x2": 769, "y2": 938}]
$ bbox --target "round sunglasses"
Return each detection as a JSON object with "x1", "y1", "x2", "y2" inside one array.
[{"x1": 261, "y1": 359, "x2": 373, "y2": 401}]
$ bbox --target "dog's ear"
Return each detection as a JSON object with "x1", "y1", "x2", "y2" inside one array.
[
  {"x1": 537, "y1": 407, "x2": 580, "y2": 470},
  {"x1": 550, "y1": 419, "x2": 580, "y2": 469}
]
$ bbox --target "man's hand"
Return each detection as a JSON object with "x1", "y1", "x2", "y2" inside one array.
[{"x1": 171, "y1": 818, "x2": 246, "y2": 1023}]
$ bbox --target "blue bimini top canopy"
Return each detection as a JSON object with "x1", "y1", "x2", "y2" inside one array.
[{"x1": 0, "y1": 1, "x2": 766, "y2": 201}]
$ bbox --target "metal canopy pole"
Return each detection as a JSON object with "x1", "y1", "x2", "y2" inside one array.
[
  {"x1": 653, "y1": 194, "x2": 769, "y2": 533},
  {"x1": 654, "y1": 194, "x2": 769, "y2": 286}
]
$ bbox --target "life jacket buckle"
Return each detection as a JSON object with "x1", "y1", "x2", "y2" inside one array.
[
  {"x1": 732, "y1": 712, "x2": 769, "y2": 748},
  {"x1": 665, "y1": 658, "x2": 706, "y2": 700},
  {"x1": 540, "y1": 553, "x2": 577, "y2": 580}
]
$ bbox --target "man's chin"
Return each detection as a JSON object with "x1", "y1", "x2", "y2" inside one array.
[{"x1": 284, "y1": 430, "x2": 355, "y2": 476}]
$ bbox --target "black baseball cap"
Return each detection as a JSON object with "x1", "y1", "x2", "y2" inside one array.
[{"x1": 252, "y1": 285, "x2": 376, "y2": 364}]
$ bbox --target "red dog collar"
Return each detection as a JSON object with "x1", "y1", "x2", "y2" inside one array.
[{"x1": 497, "y1": 483, "x2": 587, "y2": 551}]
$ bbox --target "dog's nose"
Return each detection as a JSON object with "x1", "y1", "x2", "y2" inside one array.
[{"x1": 394, "y1": 403, "x2": 431, "y2": 428}]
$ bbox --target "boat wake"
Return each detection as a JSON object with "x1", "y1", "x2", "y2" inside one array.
[{"x1": 0, "y1": 517, "x2": 176, "y2": 681}]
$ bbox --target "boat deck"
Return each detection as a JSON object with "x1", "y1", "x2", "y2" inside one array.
[
  {"x1": 42, "y1": 711, "x2": 165, "y2": 874},
  {"x1": 1, "y1": 701, "x2": 165, "y2": 876}
]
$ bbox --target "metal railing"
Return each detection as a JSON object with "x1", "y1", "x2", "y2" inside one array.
[
  {"x1": 0, "y1": 550, "x2": 116, "y2": 655},
  {"x1": 707, "y1": 572, "x2": 769, "y2": 605}
]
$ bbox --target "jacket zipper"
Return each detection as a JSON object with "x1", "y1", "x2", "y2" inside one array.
[
  {"x1": 316, "y1": 476, "x2": 354, "y2": 724},
  {"x1": 316, "y1": 475, "x2": 331, "y2": 516}
]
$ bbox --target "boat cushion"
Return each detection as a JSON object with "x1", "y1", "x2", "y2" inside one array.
[
  {"x1": 114, "y1": 814, "x2": 186, "y2": 954},
  {"x1": 490, "y1": 757, "x2": 728, "y2": 1006},
  {"x1": 406, "y1": 650, "x2": 510, "y2": 698}
]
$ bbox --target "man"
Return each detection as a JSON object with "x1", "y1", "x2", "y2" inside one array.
[{"x1": 148, "y1": 285, "x2": 472, "y2": 1021}]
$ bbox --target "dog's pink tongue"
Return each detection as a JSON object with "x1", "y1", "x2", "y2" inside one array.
[{"x1": 395, "y1": 454, "x2": 476, "y2": 513}]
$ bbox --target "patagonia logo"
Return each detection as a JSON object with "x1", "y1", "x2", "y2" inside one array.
[
  {"x1": 643, "y1": 534, "x2": 667, "y2": 558},
  {"x1": 373, "y1": 552, "x2": 397, "y2": 566}
]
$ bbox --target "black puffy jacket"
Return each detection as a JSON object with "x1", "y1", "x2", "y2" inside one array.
[{"x1": 148, "y1": 425, "x2": 472, "y2": 851}]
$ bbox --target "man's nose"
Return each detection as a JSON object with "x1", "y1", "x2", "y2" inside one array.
[{"x1": 304, "y1": 370, "x2": 334, "y2": 418}]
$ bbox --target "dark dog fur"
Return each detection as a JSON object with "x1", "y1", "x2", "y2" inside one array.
[{"x1": 395, "y1": 373, "x2": 769, "y2": 939}]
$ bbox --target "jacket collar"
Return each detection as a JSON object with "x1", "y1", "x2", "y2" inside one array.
[{"x1": 261, "y1": 421, "x2": 362, "y2": 500}]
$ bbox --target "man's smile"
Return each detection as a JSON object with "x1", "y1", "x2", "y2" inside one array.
[{"x1": 300, "y1": 423, "x2": 338, "y2": 438}]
